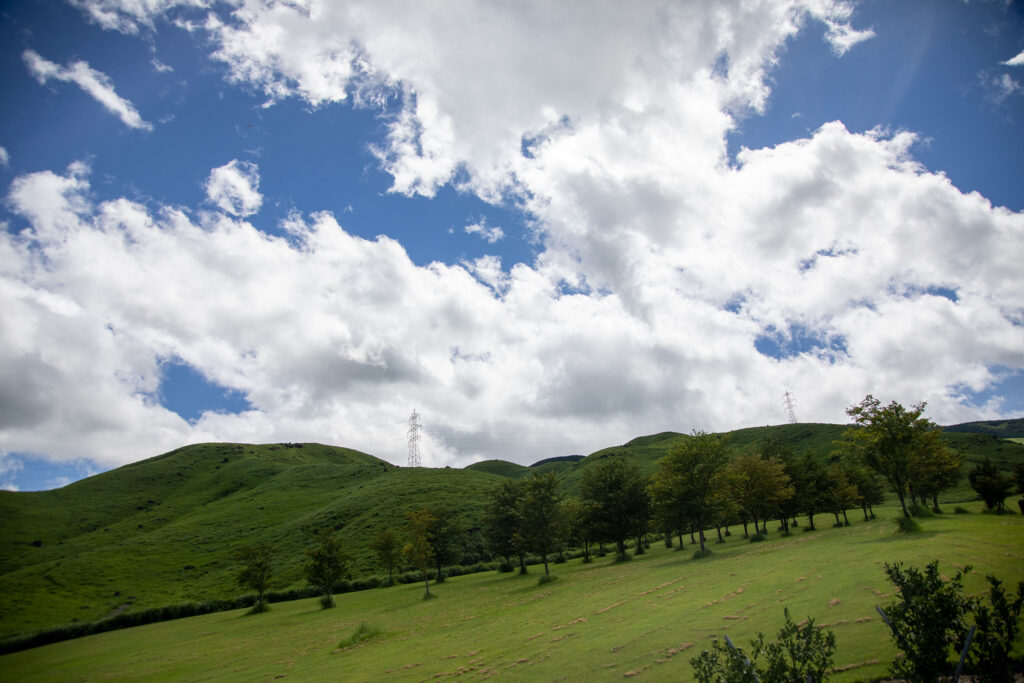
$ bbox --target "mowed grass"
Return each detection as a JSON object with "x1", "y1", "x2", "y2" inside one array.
[{"x1": 3, "y1": 505, "x2": 1022, "y2": 682}]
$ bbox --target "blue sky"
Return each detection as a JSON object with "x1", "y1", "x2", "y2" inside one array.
[{"x1": 1, "y1": 0, "x2": 1023, "y2": 490}]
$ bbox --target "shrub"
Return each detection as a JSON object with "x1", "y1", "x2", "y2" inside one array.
[
  {"x1": 338, "y1": 622, "x2": 381, "y2": 649},
  {"x1": 966, "y1": 575, "x2": 1024, "y2": 683},
  {"x1": 881, "y1": 561, "x2": 973, "y2": 682},
  {"x1": 749, "y1": 533, "x2": 766, "y2": 543},
  {"x1": 909, "y1": 504, "x2": 933, "y2": 517},
  {"x1": 554, "y1": 553, "x2": 567, "y2": 564},
  {"x1": 537, "y1": 573, "x2": 557, "y2": 585},
  {"x1": 692, "y1": 548, "x2": 713, "y2": 560},
  {"x1": 691, "y1": 608, "x2": 836, "y2": 683},
  {"x1": 498, "y1": 561, "x2": 514, "y2": 573},
  {"x1": 894, "y1": 514, "x2": 922, "y2": 533},
  {"x1": 954, "y1": 506, "x2": 970, "y2": 514}
]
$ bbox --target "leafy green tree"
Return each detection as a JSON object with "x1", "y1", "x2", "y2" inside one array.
[
  {"x1": 404, "y1": 507, "x2": 435, "y2": 599},
  {"x1": 235, "y1": 542, "x2": 275, "y2": 613},
  {"x1": 648, "y1": 459, "x2": 690, "y2": 547},
  {"x1": 908, "y1": 432, "x2": 962, "y2": 511},
  {"x1": 969, "y1": 458, "x2": 1014, "y2": 511},
  {"x1": 721, "y1": 451, "x2": 793, "y2": 539},
  {"x1": 791, "y1": 454, "x2": 828, "y2": 531},
  {"x1": 691, "y1": 608, "x2": 836, "y2": 682},
  {"x1": 305, "y1": 527, "x2": 351, "y2": 608},
  {"x1": 1014, "y1": 462, "x2": 1024, "y2": 495},
  {"x1": 881, "y1": 561, "x2": 974, "y2": 682},
  {"x1": 483, "y1": 478, "x2": 528, "y2": 572},
  {"x1": 822, "y1": 464, "x2": 858, "y2": 526},
  {"x1": 844, "y1": 395, "x2": 942, "y2": 518},
  {"x1": 425, "y1": 505, "x2": 464, "y2": 583},
  {"x1": 520, "y1": 472, "x2": 563, "y2": 575},
  {"x1": 842, "y1": 462, "x2": 886, "y2": 520},
  {"x1": 369, "y1": 528, "x2": 401, "y2": 586},
  {"x1": 656, "y1": 430, "x2": 729, "y2": 554},
  {"x1": 561, "y1": 497, "x2": 594, "y2": 562},
  {"x1": 581, "y1": 458, "x2": 649, "y2": 561}
]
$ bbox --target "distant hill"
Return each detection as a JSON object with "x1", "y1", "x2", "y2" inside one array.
[
  {"x1": 942, "y1": 418, "x2": 1024, "y2": 439},
  {"x1": 529, "y1": 455, "x2": 584, "y2": 467},
  {"x1": 2, "y1": 425, "x2": 1023, "y2": 641}
]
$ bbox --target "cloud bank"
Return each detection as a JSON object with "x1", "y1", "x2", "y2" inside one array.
[{"x1": 2, "y1": 0, "x2": 1021, "y2": 470}]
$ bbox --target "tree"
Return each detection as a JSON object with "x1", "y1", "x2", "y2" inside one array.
[
  {"x1": 369, "y1": 528, "x2": 401, "y2": 586},
  {"x1": 561, "y1": 497, "x2": 594, "y2": 562},
  {"x1": 844, "y1": 395, "x2": 940, "y2": 518},
  {"x1": 305, "y1": 527, "x2": 351, "y2": 608},
  {"x1": 842, "y1": 463, "x2": 886, "y2": 520},
  {"x1": 236, "y1": 542, "x2": 275, "y2": 613},
  {"x1": 404, "y1": 507, "x2": 435, "y2": 599},
  {"x1": 908, "y1": 431, "x2": 962, "y2": 512},
  {"x1": 968, "y1": 575, "x2": 1024, "y2": 683},
  {"x1": 791, "y1": 454, "x2": 828, "y2": 531},
  {"x1": 520, "y1": 472, "x2": 563, "y2": 575},
  {"x1": 581, "y1": 459, "x2": 649, "y2": 561},
  {"x1": 483, "y1": 478, "x2": 528, "y2": 572},
  {"x1": 968, "y1": 458, "x2": 1014, "y2": 511},
  {"x1": 656, "y1": 430, "x2": 729, "y2": 554},
  {"x1": 720, "y1": 451, "x2": 793, "y2": 539},
  {"x1": 822, "y1": 464, "x2": 858, "y2": 527},
  {"x1": 425, "y1": 506, "x2": 464, "y2": 583}
]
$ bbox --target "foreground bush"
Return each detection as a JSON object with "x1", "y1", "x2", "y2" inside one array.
[{"x1": 691, "y1": 607, "x2": 836, "y2": 682}]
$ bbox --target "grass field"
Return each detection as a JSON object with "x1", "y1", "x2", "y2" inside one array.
[{"x1": 3, "y1": 504, "x2": 1022, "y2": 682}]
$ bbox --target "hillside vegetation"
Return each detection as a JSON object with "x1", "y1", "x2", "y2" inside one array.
[
  {"x1": 1, "y1": 422, "x2": 1022, "y2": 641},
  {"x1": 2, "y1": 507, "x2": 1022, "y2": 681}
]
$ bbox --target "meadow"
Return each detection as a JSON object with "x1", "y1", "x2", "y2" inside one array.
[{"x1": 3, "y1": 504, "x2": 1022, "y2": 681}]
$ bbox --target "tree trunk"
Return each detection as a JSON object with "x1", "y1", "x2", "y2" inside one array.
[
  {"x1": 677, "y1": 531, "x2": 684, "y2": 548},
  {"x1": 715, "y1": 524, "x2": 723, "y2": 543},
  {"x1": 583, "y1": 541, "x2": 590, "y2": 562},
  {"x1": 518, "y1": 553, "x2": 527, "y2": 575},
  {"x1": 698, "y1": 526, "x2": 706, "y2": 554},
  {"x1": 780, "y1": 515, "x2": 789, "y2": 535},
  {"x1": 689, "y1": 526, "x2": 696, "y2": 544},
  {"x1": 807, "y1": 511, "x2": 816, "y2": 530},
  {"x1": 741, "y1": 519, "x2": 748, "y2": 538},
  {"x1": 436, "y1": 557, "x2": 444, "y2": 583},
  {"x1": 542, "y1": 554, "x2": 549, "y2": 575},
  {"x1": 932, "y1": 493, "x2": 940, "y2": 513},
  {"x1": 842, "y1": 509, "x2": 849, "y2": 526},
  {"x1": 833, "y1": 511, "x2": 841, "y2": 525},
  {"x1": 424, "y1": 574, "x2": 431, "y2": 597},
  {"x1": 861, "y1": 504, "x2": 869, "y2": 521}
]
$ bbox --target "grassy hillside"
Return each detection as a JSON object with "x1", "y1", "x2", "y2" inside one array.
[
  {"x1": 0, "y1": 443, "x2": 504, "y2": 639},
  {"x1": 3, "y1": 426, "x2": 1023, "y2": 642},
  {"x1": 943, "y1": 417, "x2": 1024, "y2": 439},
  {"x1": 2, "y1": 506, "x2": 1022, "y2": 681}
]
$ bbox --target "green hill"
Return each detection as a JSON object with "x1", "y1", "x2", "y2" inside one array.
[
  {"x1": 942, "y1": 417, "x2": 1024, "y2": 439},
  {"x1": 2, "y1": 425, "x2": 1023, "y2": 642}
]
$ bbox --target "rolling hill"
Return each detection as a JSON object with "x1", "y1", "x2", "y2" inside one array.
[{"x1": 2, "y1": 423, "x2": 1022, "y2": 642}]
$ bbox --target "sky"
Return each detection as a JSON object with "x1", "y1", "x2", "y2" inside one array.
[{"x1": 1, "y1": 0, "x2": 1023, "y2": 491}]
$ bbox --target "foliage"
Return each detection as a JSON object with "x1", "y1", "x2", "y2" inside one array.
[
  {"x1": 655, "y1": 430, "x2": 729, "y2": 554},
  {"x1": 482, "y1": 478, "x2": 527, "y2": 571},
  {"x1": 844, "y1": 395, "x2": 941, "y2": 518},
  {"x1": 235, "y1": 542, "x2": 275, "y2": 613},
  {"x1": 1015, "y1": 462, "x2": 1024, "y2": 495},
  {"x1": 338, "y1": 622, "x2": 381, "y2": 649},
  {"x1": 719, "y1": 451, "x2": 793, "y2": 540},
  {"x1": 424, "y1": 506, "x2": 464, "y2": 584},
  {"x1": 967, "y1": 576, "x2": 1024, "y2": 683},
  {"x1": 304, "y1": 528, "x2": 351, "y2": 609},
  {"x1": 368, "y1": 528, "x2": 401, "y2": 585},
  {"x1": 907, "y1": 432, "x2": 961, "y2": 511},
  {"x1": 881, "y1": 561, "x2": 974, "y2": 682},
  {"x1": 691, "y1": 608, "x2": 836, "y2": 682},
  {"x1": 560, "y1": 497, "x2": 594, "y2": 563},
  {"x1": 519, "y1": 472, "x2": 563, "y2": 574},
  {"x1": 969, "y1": 458, "x2": 1014, "y2": 511},
  {"x1": 404, "y1": 507, "x2": 435, "y2": 598},
  {"x1": 822, "y1": 464, "x2": 858, "y2": 526},
  {"x1": 580, "y1": 459, "x2": 649, "y2": 561}
]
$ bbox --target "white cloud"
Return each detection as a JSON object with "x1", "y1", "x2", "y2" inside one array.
[
  {"x1": 204, "y1": 160, "x2": 262, "y2": 216},
  {"x1": 1003, "y1": 50, "x2": 1024, "y2": 67},
  {"x1": 0, "y1": 147, "x2": 9, "y2": 167},
  {"x1": 22, "y1": 49, "x2": 152, "y2": 131},
  {"x1": 464, "y1": 219, "x2": 504, "y2": 244},
  {"x1": 0, "y1": 453, "x2": 23, "y2": 491},
  {"x1": 6, "y1": 0, "x2": 1021, "y2": 471}
]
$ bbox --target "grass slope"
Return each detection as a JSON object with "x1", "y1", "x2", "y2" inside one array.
[
  {"x1": 943, "y1": 417, "x2": 1024, "y2": 439},
  {"x1": 3, "y1": 426, "x2": 1023, "y2": 641},
  {"x1": 2, "y1": 506, "x2": 1022, "y2": 682},
  {"x1": 0, "y1": 443, "x2": 504, "y2": 639}
]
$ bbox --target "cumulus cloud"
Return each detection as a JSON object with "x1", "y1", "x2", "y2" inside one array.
[
  {"x1": 1003, "y1": 50, "x2": 1024, "y2": 67},
  {"x1": 5, "y1": 0, "x2": 1021, "y2": 471},
  {"x1": 464, "y1": 219, "x2": 504, "y2": 244},
  {"x1": 22, "y1": 49, "x2": 152, "y2": 130},
  {"x1": 0, "y1": 147, "x2": 9, "y2": 167},
  {"x1": 204, "y1": 160, "x2": 262, "y2": 216}
]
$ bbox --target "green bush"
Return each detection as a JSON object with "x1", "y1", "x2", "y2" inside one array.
[
  {"x1": 338, "y1": 622, "x2": 381, "y2": 649},
  {"x1": 692, "y1": 548, "x2": 713, "y2": 560},
  {"x1": 909, "y1": 504, "x2": 933, "y2": 517},
  {"x1": 691, "y1": 608, "x2": 836, "y2": 683},
  {"x1": 537, "y1": 573, "x2": 557, "y2": 585},
  {"x1": 749, "y1": 533, "x2": 766, "y2": 543},
  {"x1": 954, "y1": 506, "x2": 970, "y2": 514},
  {"x1": 895, "y1": 514, "x2": 922, "y2": 533}
]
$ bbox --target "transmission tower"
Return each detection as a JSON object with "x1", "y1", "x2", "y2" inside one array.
[
  {"x1": 407, "y1": 409, "x2": 421, "y2": 467},
  {"x1": 783, "y1": 391, "x2": 798, "y2": 424}
]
